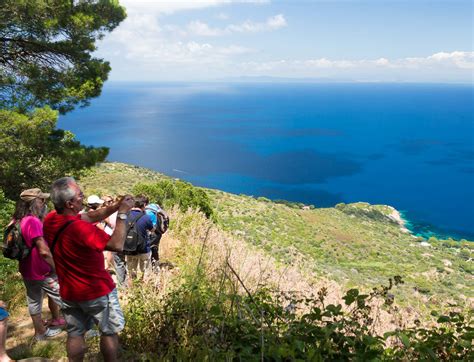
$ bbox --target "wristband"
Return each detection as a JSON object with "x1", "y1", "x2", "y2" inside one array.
[{"x1": 117, "y1": 213, "x2": 128, "y2": 220}]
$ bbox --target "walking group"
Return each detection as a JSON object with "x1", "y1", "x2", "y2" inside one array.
[{"x1": 0, "y1": 176, "x2": 168, "y2": 361}]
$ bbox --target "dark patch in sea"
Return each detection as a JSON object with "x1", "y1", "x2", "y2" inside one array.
[
  {"x1": 145, "y1": 138, "x2": 363, "y2": 185},
  {"x1": 397, "y1": 139, "x2": 444, "y2": 156},
  {"x1": 244, "y1": 150, "x2": 362, "y2": 184}
]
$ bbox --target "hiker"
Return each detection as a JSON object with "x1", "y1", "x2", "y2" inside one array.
[
  {"x1": 43, "y1": 177, "x2": 134, "y2": 362},
  {"x1": 101, "y1": 195, "x2": 116, "y2": 270},
  {"x1": 0, "y1": 301, "x2": 11, "y2": 362},
  {"x1": 124, "y1": 196, "x2": 154, "y2": 283},
  {"x1": 100, "y1": 196, "x2": 125, "y2": 285},
  {"x1": 86, "y1": 195, "x2": 104, "y2": 211},
  {"x1": 86, "y1": 195, "x2": 107, "y2": 231},
  {"x1": 145, "y1": 203, "x2": 169, "y2": 270},
  {"x1": 9, "y1": 188, "x2": 64, "y2": 340},
  {"x1": 101, "y1": 195, "x2": 116, "y2": 236}
]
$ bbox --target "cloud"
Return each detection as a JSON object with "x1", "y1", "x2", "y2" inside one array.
[
  {"x1": 98, "y1": 2, "x2": 471, "y2": 82},
  {"x1": 187, "y1": 14, "x2": 287, "y2": 36},
  {"x1": 266, "y1": 14, "x2": 287, "y2": 29},
  {"x1": 218, "y1": 45, "x2": 253, "y2": 55},
  {"x1": 216, "y1": 12, "x2": 229, "y2": 20},
  {"x1": 100, "y1": 2, "x2": 272, "y2": 68},
  {"x1": 226, "y1": 14, "x2": 287, "y2": 33},
  {"x1": 403, "y1": 51, "x2": 474, "y2": 69},
  {"x1": 238, "y1": 51, "x2": 474, "y2": 73},
  {"x1": 188, "y1": 20, "x2": 223, "y2": 36}
]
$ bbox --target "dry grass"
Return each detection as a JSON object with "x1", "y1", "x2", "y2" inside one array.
[{"x1": 143, "y1": 207, "x2": 421, "y2": 335}]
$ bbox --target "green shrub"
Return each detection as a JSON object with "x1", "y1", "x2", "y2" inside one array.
[
  {"x1": 0, "y1": 189, "x2": 14, "y2": 228},
  {"x1": 133, "y1": 179, "x2": 214, "y2": 218},
  {"x1": 121, "y1": 269, "x2": 472, "y2": 360},
  {"x1": 385, "y1": 310, "x2": 474, "y2": 360},
  {"x1": 0, "y1": 190, "x2": 23, "y2": 308}
]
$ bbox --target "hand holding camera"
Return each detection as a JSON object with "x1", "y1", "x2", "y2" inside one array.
[{"x1": 117, "y1": 195, "x2": 134, "y2": 214}]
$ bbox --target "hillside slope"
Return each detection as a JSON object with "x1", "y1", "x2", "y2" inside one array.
[{"x1": 81, "y1": 162, "x2": 473, "y2": 314}]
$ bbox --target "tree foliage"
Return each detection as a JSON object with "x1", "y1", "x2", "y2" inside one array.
[
  {"x1": 0, "y1": 107, "x2": 108, "y2": 199},
  {"x1": 0, "y1": 0, "x2": 126, "y2": 114}
]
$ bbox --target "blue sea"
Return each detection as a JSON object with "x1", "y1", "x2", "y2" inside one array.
[{"x1": 58, "y1": 82, "x2": 474, "y2": 240}]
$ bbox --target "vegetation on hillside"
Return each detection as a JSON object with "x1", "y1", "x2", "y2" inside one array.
[
  {"x1": 210, "y1": 188, "x2": 473, "y2": 313},
  {"x1": 1, "y1": 162, "x2": 473, "y2": 360},
  {"x1": 120, "y1": 210, "x2": 473, "y2": 360}
]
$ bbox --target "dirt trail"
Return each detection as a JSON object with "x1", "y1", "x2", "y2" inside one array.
[{"x1": 5, "y1": 304, "x2": 66, "y2": 361}]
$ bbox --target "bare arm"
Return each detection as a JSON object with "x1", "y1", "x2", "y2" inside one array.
[
  {"x1": 33, "y1": 237, "x2": 55, "y2": 272},
  {"x1": 81, "y1": 203, "x2": 120, "y2": 224},
  {"x1": 105, "y1": 196, "x2": 134, "y2": 252}
]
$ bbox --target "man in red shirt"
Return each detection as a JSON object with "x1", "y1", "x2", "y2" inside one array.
[{"x1": 43, "y1": 177, "x2": 134, "y2": 362}]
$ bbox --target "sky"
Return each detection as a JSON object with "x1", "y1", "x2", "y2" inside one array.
[{"x1": 96, "y1": 0, "x2": 474, "y2": 83}]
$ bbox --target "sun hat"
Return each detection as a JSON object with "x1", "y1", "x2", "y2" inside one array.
[
  {"x1": 87, "y1": 195, "x2": 104, "y2": 205},
  {"x1": 20, "y1": 188, "x2": 50, "y2": 202}
]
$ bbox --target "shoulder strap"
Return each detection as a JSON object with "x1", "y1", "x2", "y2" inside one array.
[
  {"x1": 13, "y1": 219, "x2": 34, "y2": 251},
  {"x1": 127, "y1": 212, "x2": 146, "y2": 232},
  {"x1": 51, "y1": 220, "x2": 76, "y2": 255}
]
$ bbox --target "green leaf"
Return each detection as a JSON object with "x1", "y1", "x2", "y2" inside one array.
[
  {"x1": 343, "y1": 288, "x2": 359, "y2": 305},
  {"x1": 437, "y1": 315, "x2": 451, "y2": 323},
  {"x1": 399, "y1": 333, "x2": 411, "y2": 348}
]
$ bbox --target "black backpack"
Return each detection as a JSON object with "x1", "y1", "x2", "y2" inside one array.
[
  {"x1": 2, "y1": 220, "x2": 32, "y2": 261},
  {"x1": 123, "y1": 212, "x2": 147, "y2": 255}
]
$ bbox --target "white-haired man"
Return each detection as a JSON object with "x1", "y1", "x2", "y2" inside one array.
[{"x1": 43, "y1": 177, "x2": 134, "y2": 362}]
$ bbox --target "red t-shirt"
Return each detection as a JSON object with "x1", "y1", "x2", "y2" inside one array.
[{"x1": 43, "y1": 210, "x2": 115, "y2": 302}]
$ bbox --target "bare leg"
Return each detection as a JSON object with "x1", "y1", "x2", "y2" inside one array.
[
  {"x1": 100, "y1": 334, "x2": 119, "y2": 362},
  {"x1": 113, "y1": 253, "x2": 128, "y2": 288},
  {"x1": 67, "y1": 335, "x2": 86, "y2": 362},
  {"x1": 0, "y1": 316, "x2": 11, "y2": 362},
  {"x1": 30, "y1": 313, "x2": 47, "y2": 337},
  {"x1": 104, "y1": 251, "x2": 114, "y2": 270},
  {"x1": 48, "y1": 296, "x2": 61, "y2": 320}
]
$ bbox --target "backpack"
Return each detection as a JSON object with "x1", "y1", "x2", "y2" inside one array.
[
  {"x1": 156, "y1": 211, "x2": 169, "y2": 234},
  {"x1": 123, "y1": 212, "x2": 147, "y2": 255},
  {"x1": 2, "y1": 220, "x2": 32, "y2": 261},
  {"x1": 146, "y1": 206, "x2": 169, "y2": 234}
]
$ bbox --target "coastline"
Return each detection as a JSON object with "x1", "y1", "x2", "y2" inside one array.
[
  {"x1": 386, "y1": 207, "x2": 411, "y2": 234},
  {"x1": 399, "y1": 210, "x2": 473, "y2": 242}
]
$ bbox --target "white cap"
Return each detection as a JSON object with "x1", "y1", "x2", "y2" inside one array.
[{"x1": 87, "y1": 195, "x2": 104, "y2": 205}]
